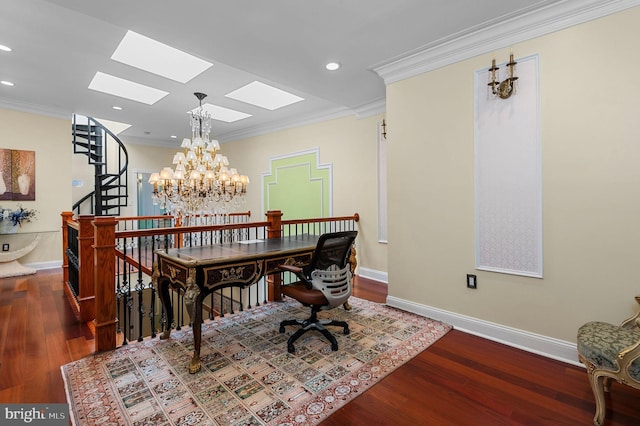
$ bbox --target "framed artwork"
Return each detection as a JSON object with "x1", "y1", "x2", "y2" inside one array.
[{"x1": 0, "y1": 149, "x2": 36, "y2": 201}]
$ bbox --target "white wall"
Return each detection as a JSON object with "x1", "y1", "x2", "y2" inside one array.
[{"x1": 386, "y1": 7, "x2": 640, "y2": 347}]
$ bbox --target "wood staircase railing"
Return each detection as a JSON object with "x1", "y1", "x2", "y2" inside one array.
[{"x1": 61, "y1": 210, "x2": 360, "y2": 353}]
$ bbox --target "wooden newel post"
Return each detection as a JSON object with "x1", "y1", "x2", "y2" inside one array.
[
  {"x1": 77, "y1": 215, "x2": 96, "y2": 322},
  {"x1": 266, "y1": 210, "x2": 282, "y2": 238},
  {"x1": 265, "y1": 210, "x2": 283, "y2": 301},
  {"x1": 60, "y1": 212, "x2": 73, "y2": 285},
  {"x1": 93, "y1": 216, "x2": 118, "y2": 352}
]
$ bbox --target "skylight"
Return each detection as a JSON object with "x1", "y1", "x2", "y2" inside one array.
[
  {"x1": 189, "y1": 103, "x2": 251, "y2": 123},
  {"x1": 111, "y1": 31, "x2": 213, "y2": 84},
  {"x1": 225, "y1": 81, "x2": 304, "y2": 110},
  {"x1": 88, "y1": 72, "x2": 168, "y2": 105},
  {"x1": 94, "y1": 118, "x2": 131, "y2": 135}
]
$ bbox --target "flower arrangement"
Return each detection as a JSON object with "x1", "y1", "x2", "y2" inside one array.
[{"x1": 0, "y1": 205, "x2": 38, "y2": 227}]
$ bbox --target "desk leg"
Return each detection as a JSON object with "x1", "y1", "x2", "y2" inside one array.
[
  {"x1": 157, "y1": 277, "x2": 174, "y2": 340},
  {"x1": 183, "y1": 270, "x2": 202, "y2": 374},
  {"x1": 188, "y1": 293, "x2": 203, "y2": 374}
]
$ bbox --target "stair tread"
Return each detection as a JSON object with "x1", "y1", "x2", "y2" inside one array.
[{"x1": 73, "y1": 115, "x2": 128, "y2": 217}]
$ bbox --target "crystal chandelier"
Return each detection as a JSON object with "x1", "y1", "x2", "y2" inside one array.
[{"x1": 148, "y1": 92, "x2": 249, "y2": 219}]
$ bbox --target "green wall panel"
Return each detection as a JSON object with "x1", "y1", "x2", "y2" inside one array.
[{"x1": 263, "y1": 150, "x2": 331, "y2": 220}]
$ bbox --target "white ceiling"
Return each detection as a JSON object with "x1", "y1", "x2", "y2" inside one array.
[{"x1": 0, "y1": 0, "x2": 577, "y2": 145}]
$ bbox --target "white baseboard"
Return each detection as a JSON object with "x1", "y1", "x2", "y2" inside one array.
[
  {"x1": 386, "y1": 295, "x2": 581, "y2": 367},
  {"x1": 357, "y1": 267, "x2": 388, "y2": 284},
  {"x1": 26, "y1": 260, "x2": 62, "y2": 270},
  {"x1": 20, "y1": 261, "x2": 579, "y2": 366}
]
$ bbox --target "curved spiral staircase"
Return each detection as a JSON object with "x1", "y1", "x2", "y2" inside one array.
[{"x1": 72, "y1": 114, "x2": 128, "y2": 216}]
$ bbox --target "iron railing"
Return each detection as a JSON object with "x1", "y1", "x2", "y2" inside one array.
[{"x1": 61, "y1": 210, "x2": 359, "y2": 351}]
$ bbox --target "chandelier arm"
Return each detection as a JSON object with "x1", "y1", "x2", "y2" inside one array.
[{"x1": 150, "y1": 92, "x2": 248, "y2": 219}]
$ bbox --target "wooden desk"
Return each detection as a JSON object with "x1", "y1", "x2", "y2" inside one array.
[{"x1": 153, "y1": 234, "x2": 319, "y2": 373}]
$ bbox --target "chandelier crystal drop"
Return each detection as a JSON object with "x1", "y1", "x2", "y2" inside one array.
[{"x1": 149, "y1": 92, "x2": 249, "y2": 220}]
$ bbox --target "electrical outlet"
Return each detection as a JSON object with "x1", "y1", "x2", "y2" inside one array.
[
  {"x1": 466, "y1": 274, "x2": 477, "y2": 289},
  {"x1": 2, "y1": 243, "x2": 9, "y2": 252}
]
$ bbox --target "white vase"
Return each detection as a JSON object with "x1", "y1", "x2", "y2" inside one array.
[
  {"x1": 18, "y1": 174, "x2": 30, "y2": 195},
  {"x1": 0, "y1": 221, "x2": 17, "y2": 234}
]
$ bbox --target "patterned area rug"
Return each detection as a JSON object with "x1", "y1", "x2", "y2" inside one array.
[{"x1": 61, "y1": 297, "x2": 451, "y2": 425}]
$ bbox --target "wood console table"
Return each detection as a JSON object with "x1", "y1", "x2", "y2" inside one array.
[{"x1": 153, "y1": 234, "x2": 319, "y2": 373}]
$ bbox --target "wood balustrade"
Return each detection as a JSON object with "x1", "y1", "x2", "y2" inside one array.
[{"x1": 60, "y1": 210, "x2": 360, "y2": 353}]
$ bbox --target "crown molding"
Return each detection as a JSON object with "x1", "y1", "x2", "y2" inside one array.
[
  {"x1": 122, "y1": 135, "x2": 179, "y2": 148},
  {"x1": 353, "y1": 98, "x2": 385, "y2": 118},
  {"x1": 216, "y1": 98, "x2": 386, "y2": 143},
  {"x1": 373, "y1": 0, "x2": 640, "y2": 85},
  {"x1": 215, "y1": 106, "x2": 354, "y2": 143},
  {"x1": 0, "y1": 98, "x2": 70, "y2": 121}
]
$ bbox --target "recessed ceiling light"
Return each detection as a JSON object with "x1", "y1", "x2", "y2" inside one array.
[
  {"x1": 0, "y1": 45, "x2": 11, "y2": 52},
  {"x1": 326, "y1": 62, "x2": 340, "y2": 71},
  {"x1": 225, "y1": 81, "x2": 304, "y2": 110},
  {"x1": 112, "y1": 106, "x2": 122, "y2": 110},
  {"x1": 111, "y1": 30, "x2": 213, "y2": 84},
  {"x1": 88, "y1": 72, "x2": 168, "y2": 105},
  {"x1": 1, "y1": 80, "x2": 14, "y2": 86},
  {"x1": 170, "y1": 135, "x2": 177, "y2": 139},
  {"x1": 189, "y1": 103, "x2": 251, "y2": 123}
]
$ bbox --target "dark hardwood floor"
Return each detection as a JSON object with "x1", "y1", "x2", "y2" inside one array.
[{"x1": 1, "y1": 269, "x2": 639, "y2": 425}]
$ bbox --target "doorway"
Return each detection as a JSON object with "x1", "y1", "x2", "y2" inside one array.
[{"x1": 136, "y1": 172, "x2": 165, "y2": 228}]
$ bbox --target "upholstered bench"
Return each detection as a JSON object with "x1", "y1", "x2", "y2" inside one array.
[{"x1": 577, "y1": 297, "x2": 640, "y2": 426}]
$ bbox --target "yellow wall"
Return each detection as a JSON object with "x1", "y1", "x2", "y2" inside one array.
[
  {"x1": 386, "y1": 7, "x2": 640, "y2": 343},
  {"x1": 119, "y1": 142, "x2": 183, "y2": 218},
  {"x1": 0, "y1": 108, "x2": 388, "y2": 277},
  {"x1": 0, "y1": 108, "x2": 71, "y2": 265},
  {"x1": 5, "y1": 6, "x2": 635, "y2": 352},
  {"x1": 71, "y1": 135, "x2": 179, "y2": 218},
  {"x1": 221, "y1": 114, "x2": 388, "y2": 274}
]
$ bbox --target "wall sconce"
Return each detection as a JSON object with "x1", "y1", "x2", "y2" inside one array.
[{"x1": 488, "y1": 51, "x2": 519, "y2": 99}]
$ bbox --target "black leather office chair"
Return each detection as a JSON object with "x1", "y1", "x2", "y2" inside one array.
[{"x1": 279, "y1": 231, "x2": 358, "y2": 353}]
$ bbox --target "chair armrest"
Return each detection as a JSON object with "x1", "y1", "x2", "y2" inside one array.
[
  {"x1": 278, "y1": 264, "x2": 303, "y2": 274},
  {"x1": 278, "y1": 264, "x2": 312, "y2": 289},
  {"x1": 616, "y1": 339, "x2": 640, "y2": 384},
  {"x1": 620, "y1": 296, "x2": 640, "y2": 330}
]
